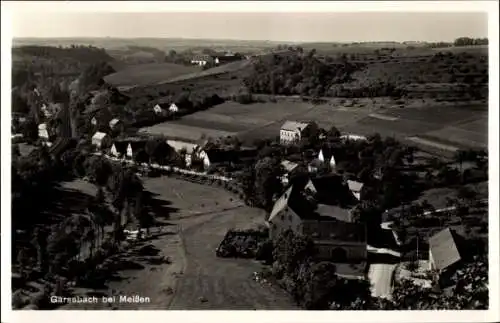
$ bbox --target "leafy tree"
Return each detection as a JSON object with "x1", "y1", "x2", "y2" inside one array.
[
  {"x1": 273, "y1": 229, "x2": 316, "y2": 276},
  {"x1": 254, "y1": 157, "x2": 284, "y2": 210}
]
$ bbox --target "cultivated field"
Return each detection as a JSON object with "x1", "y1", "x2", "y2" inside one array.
[
  {"x1": 104, "y1": 63, "x2": 200, "y2": 87},
  {"x1": 140, "y1": 98, "x2": 487, "y2": 157}
]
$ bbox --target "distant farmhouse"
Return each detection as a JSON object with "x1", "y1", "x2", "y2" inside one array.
[
  {"x1": 126, "y1": 139, "x2": 148, "y2": 162},
  {"x1": 169, "y1": 103, "x2": 179, "y2": 113},
  {"x1": 166, "y1": 139, "x2": 200, "y2": 168},
  {"x1": 267, "y1": 186, "x2": 367, "y2": 262},
  {"x1": 280, "y1": 121, "x2": 313, "y2": 145},
  {"x1": 317, "y1": 145, "x2": 337, "y2": 169},
  {"x1": 191, "y1": 52, "x2": 244, "y2": 67}
]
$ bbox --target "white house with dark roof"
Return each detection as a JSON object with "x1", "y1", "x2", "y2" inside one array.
[
  {"x1": 166, "y1": 140, "x2": 200, "y2": 167},
  {"x1": 280, "y1": 160, "x2": 299, "y2": 185},
  {"x1": 91, "y1": 116, "x2": 97, "y2": 126},
  {"x1": 169, "y1": 103, "x2": 179, "y2": 113},
  {"x1": 280, "y1": 121, "x2": 312, "y2": 144},
  {"x1": 429, "y1": 228, "x2": 462, "y2": 274},
  {"x1": 91, "y1": 132, "x2": 111, "y2": 149},
  {"x1": 347, "y1": 180, "x2": 365, "y2": 201},
  {"x1": 318, "y1": 146, "x2": 337, "y2": 168},
  {"x1": 153, "y1": 104, "x2": 163, "y2": 115}
]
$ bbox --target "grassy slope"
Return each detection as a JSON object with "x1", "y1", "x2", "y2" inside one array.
[{"x1": 103, "y1": 62, "x2": 201, "y2": 87}]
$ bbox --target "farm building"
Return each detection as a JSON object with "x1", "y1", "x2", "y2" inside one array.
[
  {"x1": 199, "y1": 148, "x2": 237, "y2": 170},
  {"x1": 318, "y1": 146, "x2": 337, "y2": 168},
  {"x1": 280, "y1": 121, "x2": 313, "y2": 144},
  {"x1": 169, "y1": 103, "x2": 179, "y2": 113},
  {"x1": 347, "y1": 180, "x2": 365, "y2": 201},
  {"x1": 126, "y1": 140, "x2": 147, "y2": 161},
  {"x1": 37, "y1": 123, "x2": 54, "y2": 141},
  {"x1": 110, "y1": 141, "x2": 128, "y2": 158},
  {"x1": 153, "y1": 104, "x2": 164, "y2": 115},
  {"x1": 308, "y1": 159, "x2": 324, "y2": 173},
  {"x1": 428, "y1": 228, "x2": 463, "y2": 283},
  {"x1": 213, "y1": 53, "x2": 244, "y2": 65},
  {"x1": 91, "y1": 116, "x2": 97, "y2": 126},
  {"x1": 166, "y1": 139, "x2": 200, "y2": 167},
  {"x1": 91, "y1": 132, "x2": 111, "y2": 149},
  {"x1": 191, "y1": 55, "x2": 215, "y2": 66},
  {"x1": 49, "y1": 138, "x2": 76, "y2": 159},
  {"x1": 267, "y1": 185, "x2": 367, "y2": 262},
  {"x1": 341, "y1": 134, "x2": 367, "y2": 142},
  {"x1": 109, "y1": 118, "x2": 123, "y2": 131},
  {"x1": 303, "y1": 175, "x2": 357, "y2": 207}
]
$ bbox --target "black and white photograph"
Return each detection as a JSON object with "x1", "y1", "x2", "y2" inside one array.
[{"x1": 1, "y1": 1, "x2": 498, "y2": 322}]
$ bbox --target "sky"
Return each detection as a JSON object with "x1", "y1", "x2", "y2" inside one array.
[{"x1": 7, "y1": 8, "x2": 489, "y2": 43}]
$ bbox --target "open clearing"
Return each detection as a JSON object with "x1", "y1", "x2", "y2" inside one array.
[{"x1": 104, "y1": 63, "x2": 200, "y2": 87}]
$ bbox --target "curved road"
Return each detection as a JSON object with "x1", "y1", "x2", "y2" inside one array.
[{"x1": 169, "y1": 209, "x2": 298, "y2": 310}]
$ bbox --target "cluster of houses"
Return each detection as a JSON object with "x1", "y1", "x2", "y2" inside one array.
[
  {"x1": 270, "y1": 120, "x2": 467, "y2": 285},
  {"x1": 190, "y1": 52, "x2": 245, "y2": 67},
  {"x1": 92, "y1": 132, "x2": 258, "y2": 172}
]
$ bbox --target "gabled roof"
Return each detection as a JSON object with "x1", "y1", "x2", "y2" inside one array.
[
  {"x1": 111, "y1": 141, "x2": 128, "y2": 154},
  {"x1": 49, "y1": 138, "x2": 76, "y2": 157},
  {"x1": 92, "y1": 132, "x2": 108, "y2": 140},
  {"x1": 429, "y1": 228, "x2": 462, "y2": 271},
  {"x1": 166, "y1": 140, "x2": 199, "y2": 154},
  {"x1": 281, "y1": 121, "x2": 310, "y2": 132},
  {"x1": 305, "y1": 219, "x2": 367, "y2": 243},
  {"x1": 109, "y1": 118, "x2": 121, "y2": 127},
  {"x1": 347, "y1": 180, "x2": 364, "y2": 192},
  {"x1": 205, "y1": 149, "x2": 237, "y2": 164},
  {"x1": 268, "y1": 186, "x2": 295, "y2": 223},
  {"x1": 281, "y1": 160, "x2": 299, "y2": 173}
]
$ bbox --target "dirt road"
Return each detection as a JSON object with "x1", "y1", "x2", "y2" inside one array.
[{"x1": 169, "y1": 209, "x2": 298, "y2": 310}]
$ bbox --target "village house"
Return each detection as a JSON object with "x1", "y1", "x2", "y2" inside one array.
[
  {"x1": 428, "y1": 228, "x2": 464, "y2": 284},
  {"x1": 153, "y1": 104, "x2": 164, "y2": 115},
  {"x1": 341, "y1": 134, "x2": 367, "y2": 142},
  {"x1": 267, "y1": 186, "x2": 368, "y2": 262},
  {"x1": 191, "y1": 54, "x2": 215, "y2": 66},
  {"x1": 317, "y1": 146, "x2": 337, "y2": 169},
  {"x1": 110, "y1": 141, "x2": 128, "y2": 158},
  {"x1": 347, "y1": 180, "x2": 366, "y2": 201},
  {"x1": 109, "y1": 118, "x2": 123, "y2": 131},
  {"x1": 92, "y1": 132, "x2": 111, "y2": 150},
  {"x1": 303, "y1": 175, "x2": 357, "y2": 207},
  {"x1": 169, "y1": 103, "x2": 179, "y2": 113},
  {"x1": 280, "y1": 160, "x2": 300, "y2": 185},
  {"x1": 280, "y1": 121, "x2": 313, "y2": 145},
  {"x1": 199, "y1": 148, "x2": 237, "y2": 171},
  {"x1": 166, "y1": 139, "x2": 200, "y2": 168},
  {"x1": 126, "y1": 140, "x2": 148, "y2": 162},
  {"x1": 38, "y1": 123, "x2": 53, "y2": 141},
  {"x1": 91, "y1": 116, "x2": 98, "y2": 126}
]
